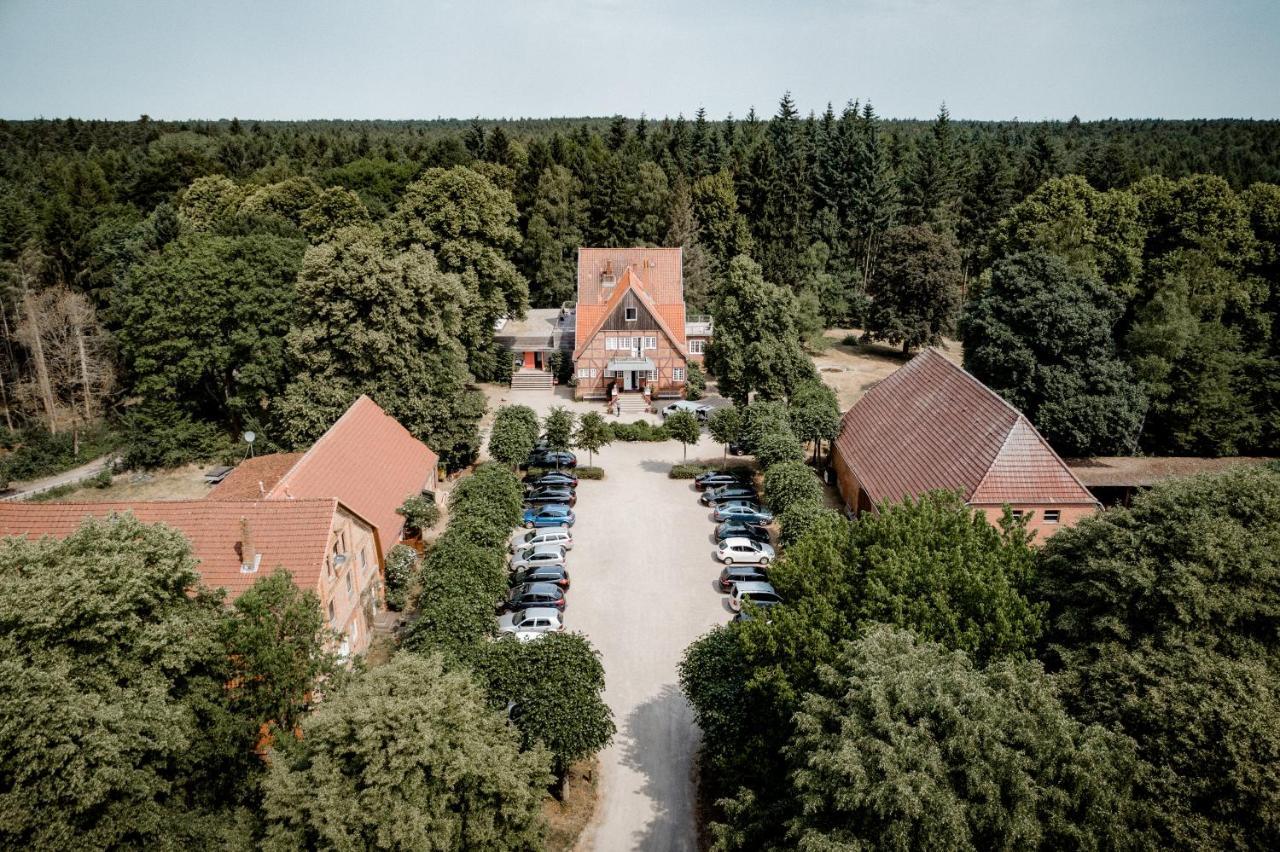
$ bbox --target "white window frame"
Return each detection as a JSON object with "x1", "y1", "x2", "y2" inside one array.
[
  {"x1": 605, "y1": 336, "x2": 618, "y2": 350},
  {"x1": 624, "y1": 307, "x2": 638, "y2": 322},
  {"x1": 1044, "y1": 509, "x2": 1061, "y2": 524},
  {"x1": 688, "y1": 339, "x2": 705, "y2": 354},
  {"x1": 577, "y1": 367, "x2": 592, "y2": 379},
  {"x1": 643, "y1": 335, "x2": 657, "y2": 350},
  {"x1": 673, "y1": 367, "x2": 685, "y2": 381}
]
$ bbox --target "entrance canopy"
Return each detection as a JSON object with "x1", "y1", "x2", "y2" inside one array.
[{"x1": 607, "y1": 357, "x2": 655, "y2": 373}]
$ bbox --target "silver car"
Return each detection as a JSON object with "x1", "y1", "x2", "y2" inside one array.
[
  {"x1": 508, "y1": 526, "x2": 573, "y2": 553},
  {"x1": 497, "y1": 606, "x2": 564, "y2": 638},
  {"x1": 729, "y1": 581, "x2": 782, "y2": 612},
  {"x1": 662, "y1": 400, "x2": 712, "y2": 421},
  {"x1": 509, "y1": 543, "x2": 567, "y2": 571}
]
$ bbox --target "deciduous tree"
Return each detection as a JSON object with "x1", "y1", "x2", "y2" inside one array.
[
  {"x1": 665, "y1": 409, "x2": 701, "y2": 461},
  {"x1": 573, "y1": 411, "x2": 612, "y2": 466},
  {"x1": 863, "y1": 224, "x2": 963, "y2": 354}
]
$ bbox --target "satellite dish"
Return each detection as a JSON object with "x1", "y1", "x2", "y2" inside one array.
[{"x1": 243, "y1": 431, "x2": 256, "y2": 444}]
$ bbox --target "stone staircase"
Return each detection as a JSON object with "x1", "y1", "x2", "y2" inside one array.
[
  {"x1": 614, "y1": 393, "x2": 650, "y2": 415},
  {"x1": 510, "y1": 369, "x2": 554, "y2": 391}
]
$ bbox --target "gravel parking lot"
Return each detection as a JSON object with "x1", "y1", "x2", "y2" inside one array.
[{"x1": 566, "y1": 431, "x2": 729, "y2": 852}]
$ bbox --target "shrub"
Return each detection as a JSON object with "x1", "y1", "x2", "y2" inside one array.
[
  {"x1": 764, "y1": 461, "x2": 824, "y2": 515},
  {"x1": 576, "y1": 466, "x2": 605, "y2": 480},
  {"x1": 396, "y1": 494, "x2": 440, "y2": 537},
  {"x1": 754, "y1": 429, "x2": 805, "y2": 469},
  {"x1": 121, "y1": 401, "x2": 230, "y2": 469},
  {"x1": 684, "y1": 363, "x2": 706, "y2": 400},
  {"x1": 608, "y1": 420, "x2": 670, "y2": 442},
  {"x1": 450, "y1": 463, "x2": 523, "y2": 529},
  {"x1": 488, "y1": 405, "x2": 539, "y2": 468},
  {"x1": 670, "y1": 463, "x2": 714, "y2": 479},
  {"x1": 840, "y1": 333, "x2": 858, "y2": 347},
  {"x1": 383, "y1": 544, "x2": 419, "y2": 612},
  {"x1": 0, "y1": 425, "x2": 120, "y2": 485},
  {"x1": 778, "y1": 499, "x2": 838, "y2": 546}
]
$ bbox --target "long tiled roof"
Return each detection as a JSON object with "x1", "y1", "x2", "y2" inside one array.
[
  {"x1": 265, "y1": 395, "x2": 438, "y2": 561},
  {"x1": 0, "y1": 498, "x2": 339, "y2": 600},
  {"x1": 833, "y1": 349, "x2": 1097, "y2": 508}
]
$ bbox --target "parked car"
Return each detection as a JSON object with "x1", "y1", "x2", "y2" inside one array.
[
  {"x1": 700, "y1": 484, "x2": 758, "y2": 506},
  {"x1": 510, "y1": 564, "x2": 570, "y2": 589},
  {"x1": 719, "y1": 565, "x2": 769, "y2": 592},
  {"x1": 523, "y1": 504, "x2": 576, "y2": 528},
  {"x1": 524, "y1": 450, "x2": 577, "y2": 469},
  {"x1": 694, "y1": 470, "x2": 749, "y2": 490},
  {"x1": 714, "y1": 520, "x2": 771, "y2": 544},
  {"x1": 716, "y1": 537, "x2": 775, "y2": 565},
  {"x1": 732, "y1": 605, "x2": 778, "y2": 623},
  {"x1": 662, "y1": 400, "x2": 712, "y2": 421},
  {"x1": 509, "y1": 526, "x2": 573, "y2": 553},
  {"x1": 509, "y1": 544, "x2": 567, "y2": 571},
  {"x1": 498, "y1": 582, "x2": 566, "y2": 613},
  {"x1": 713, "y1": 502, "x2": 774, "y2": 524},
  {"x1": 728, "y1": 581, "x2": 782, "y2": 612},
  {"x1": 523, "y1": 486, "x2": 577, "y2": 507},
  {"x1": 526, "y1": 471, "x2": 578, "y2": 489},
  {"x1": 728, "y1": 441, "x2": 747, "y2": 456},
  {"x1": 497, "y1": 606, "x2": 564, "y2": 637}
]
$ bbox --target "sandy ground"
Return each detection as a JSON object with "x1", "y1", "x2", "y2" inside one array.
[
  {"x1": 18, "y1": 462, "x2": 214, "y2": 502},
  {"x1": 564, "y1": 431, "x2": 730, "y2": 852},
  {"x1": 813, "y1": 329, "x2": 962, "y2": 410}
]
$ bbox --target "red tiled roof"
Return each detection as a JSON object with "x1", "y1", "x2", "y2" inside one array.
[
  {"x1": 0, "y1": 499, "x2": 339, "y2": 601},
  {"x1": 833, "y1": 349, "x2": 1097, "y2": 508},
  {"x1": 577, "y1": 247, "x2": 683, "y2": 305},
  {"x1": 266, "y1": 395, "x2": 438, "y2": 561},
  {"x1": 573, "y1": 267, "x2": 687, "y2": 358},
  {"x1": 207, "y1": 452, "x2": 304, "y2": 500}
]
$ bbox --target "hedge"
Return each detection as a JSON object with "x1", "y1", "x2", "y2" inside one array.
[{"x1": 608, "y1": 420, "x2": 670, "y2": 442}]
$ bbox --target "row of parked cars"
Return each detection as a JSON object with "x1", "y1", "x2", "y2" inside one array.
[
  {"x1": 496, "y1": 452, "x2": 582, "y2": 641},
  {"x1": 694, "y1": 469, "x2": 783, "y2": 618}
]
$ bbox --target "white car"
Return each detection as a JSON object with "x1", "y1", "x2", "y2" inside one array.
[
  {"x1": 508, "y1": 526, "x2": 573, "y2": 553},
  {"x1": 497, "y1": 607, "x2": 564, "y2": 637},
  {"x1": 661, "y1": 400, "x2": 712, "y2": 421},
  {"x1": 509, "y1": 543, "x2": 568, "y2": 571},
  {"x1": 716, "y1": 537, "x2": 775, "y2": 565}
]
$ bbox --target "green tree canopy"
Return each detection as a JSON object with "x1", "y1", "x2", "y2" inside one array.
[
  {"x1": 705, "y1": 255, "x2": 816, "y2": 405},
  {"x1": 707, "y1": 405, "x2": 743, "y2": 461},
  {"x1": 276, "y1": 224, "x2": 484, "y2": 466},
  {"x1": 784, "y1": 626, "x2": 1142, "y2": 852},
  {"x1": 262, "y1": 653, "x2": 551, "y2": 851},
  {"x1": 961, "y1": 249, "x2": 1147, "y2": 456},
  {"x1": 665, "y1": 409, "x2": 701, "y2": 460},
  {"x1": 390, "y1": 165, "x2": 529, "y2": 380},
  {"x1": 863, "y1": 224, "x2": 963, "y2": 353},
  {"x1": 542, "y1": 406, "x2": 575, "y2": 453},
  {"x1": 113, "y1": 232, "x2": 304, "y2": 433},
  {"x1": 763, "y1": 460, "x2": 822, "y2": 516},
  {"x1": 488, "y1": 404, "x2": 539, "y2": 468},
  {"x1": 472, "y1": 633, "x2": 615, "y2": 783},
  {"x1": 573, "y1": 411, "x2": 612, "y2": 466}
]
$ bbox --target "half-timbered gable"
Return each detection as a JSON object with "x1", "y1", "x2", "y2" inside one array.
[{"x1": 573, "y1": 249, "x2": 690, "y2": 400}]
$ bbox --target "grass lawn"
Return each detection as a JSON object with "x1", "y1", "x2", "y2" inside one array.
[{"x1": 42, "y1": 463, "x2": 213, "y2": 502}]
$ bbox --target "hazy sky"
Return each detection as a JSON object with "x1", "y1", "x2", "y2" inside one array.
[{"x1": 2, "y1": 0, "x2": 1277, "y2": 121}]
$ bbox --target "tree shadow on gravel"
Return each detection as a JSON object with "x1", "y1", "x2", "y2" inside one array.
[{"x1": 619, "y1": 683, "x2": 702, "y2": 852}]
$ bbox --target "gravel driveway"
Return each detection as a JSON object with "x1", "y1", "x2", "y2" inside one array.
[{"x1": 568, "y1": 432, "x2": 729, "y2": 852}]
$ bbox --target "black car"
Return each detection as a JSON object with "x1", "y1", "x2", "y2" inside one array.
[
  {"x1": 719, "y1": 565, "x2": 768, "y2": 592},
  {"x1": 525, "y1": 450, "x2": 578, "y2": 469},
  {"x1": 694, "y1": 470, "x2": 749, "y2": 491},
  {"x1": 524, "y1": 487, "x2": 576, "y2": 507},
  {"x1": 510, "y1": 565, "x2": 571, "y2": 589},
  {"x1": 715, "y1": 520, "x2": 771, "y2": 544},
  {"x1": 728, "y1": 441, "x2": 747, "y2": 456},
  {"x1": 498, "y1": 582, "x2": 566, "y2": 613},
  {"x1": 526, "y1": 471, "x2": 579, "y2": 489},
  {"x1": 700, "y1": 484, "x2": 759, "y2": 506}
]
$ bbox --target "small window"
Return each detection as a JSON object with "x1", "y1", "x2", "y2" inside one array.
[
  {"x1": 643, "y1": 335, "x2": 657, "y2": 350},
  {"x1": 605, "y1": 336, "x2": 617, "y2": 350},
  {"x1": 577, "y1": 367, "x2": 592, "y2": 379},
  {"x1": 328, "y1": 600, "x2": 335, "y2": 624},
  {"x1": 688, "y1": 339, "x2": 705, "y2": 354},
  {"x1": 1011, "y1": 509, "x2": 1025, "y2": 519},
  {"x1": 345, "y1": 572, "x2": 353, "y2": 596},
  {"x1": 1044, "y1": 510, "x2": 1061, "y2": 524},
  {"x1": 673, "y1": 368, "x2": 685, "y2": 381},
  {"x1": 624, "y1": 307, "x2": 638, "y2": 322},
  {"x1": 360, "y1": 548, "x2": 368, "y2": 570}
]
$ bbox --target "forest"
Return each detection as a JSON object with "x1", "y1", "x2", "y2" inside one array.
[{"x1": 1, "y1": 99, "x2": 1278, "y2": 478}]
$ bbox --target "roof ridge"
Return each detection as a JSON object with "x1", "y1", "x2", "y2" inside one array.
[
  {"x1": 270, "y1": 394, "x2": 372, "y2": 495},
  {"x1": 572, "y1": 269, "x2": 688, "y2": 359}
]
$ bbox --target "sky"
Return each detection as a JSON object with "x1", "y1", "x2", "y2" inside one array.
[{"x1": 1, "y1": 0, "x2": 1278, "y2": 121}]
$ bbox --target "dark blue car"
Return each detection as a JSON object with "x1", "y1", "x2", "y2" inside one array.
[{"x1": 523, "y1": 504, "x2": 576, "y2": 528}]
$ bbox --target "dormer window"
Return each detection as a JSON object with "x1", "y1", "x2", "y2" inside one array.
[{"x1": 624, "y1": 307, "x2": 637, "y2": 322}]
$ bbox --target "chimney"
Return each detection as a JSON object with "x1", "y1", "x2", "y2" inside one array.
[
  {"x1": 600, "y1": 259, "x2": 617, "y2": 294},
  {"x1": 239, "y1": 516, "x2": 261, "y2": 573}
]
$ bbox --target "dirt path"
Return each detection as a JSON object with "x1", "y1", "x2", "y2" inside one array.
[
  {"x1": 568, "y1": 432, "x2": 727, "y2": 852},
  {"x1": 1, "y1": 453, "x2": 117, "y2": 501}
]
